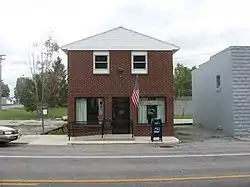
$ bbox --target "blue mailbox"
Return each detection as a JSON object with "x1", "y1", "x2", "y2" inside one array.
[{"x1": 151, "y1": 118, "x2": 163, "y2": 142}]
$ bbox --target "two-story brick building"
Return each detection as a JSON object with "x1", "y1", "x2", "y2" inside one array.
[{"x1": 62, "y1": 27, "x2": 179, "y2": 136}]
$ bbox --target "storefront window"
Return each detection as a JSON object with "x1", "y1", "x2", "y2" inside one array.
[
  {"x1": 138, "y1": 98, "x2": 165, "y2": 124},
  {"x1": 75, "y1": 98, "x2": 104, "y2": 124}
]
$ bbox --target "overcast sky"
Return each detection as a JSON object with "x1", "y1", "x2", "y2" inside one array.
[{"x1": 1, "y1": 0, "x2": 250, "y2": 95}]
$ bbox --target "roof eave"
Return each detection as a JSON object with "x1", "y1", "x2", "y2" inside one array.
[
  {"x1": 61, "y1": 48, "x2": 68, "y2": 54},
  {"x1": 172, "y1": 48, "x2": 180, "y2": 54},
  {"x1": 59, "y1": 47, "x2": 180, "y2": 52}
]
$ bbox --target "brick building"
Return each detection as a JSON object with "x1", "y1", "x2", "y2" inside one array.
[{"x1": 62, "y1": 27, "x2": 179, "y2": 136}]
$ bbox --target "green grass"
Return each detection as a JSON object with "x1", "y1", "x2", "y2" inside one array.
[
  {"x1": 49, "y1": 107, "x2": 67, "y2": 118},
  {"x1": 174, "y1": 115, "x2": 193, "y2": 119},
  {"x1": 0, "y1": 107, "x2": 192, "y2": 120},
  {"x1": 0, "y1": 107, "x2": 67, "y2": 120}
]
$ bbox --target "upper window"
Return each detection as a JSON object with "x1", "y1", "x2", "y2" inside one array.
[
  {"x1": 131, "y1": 51, "x2": 148, "y2": 74},
  {"x1": 93, "y1": 51, "x2": 110, "y2": 74}
]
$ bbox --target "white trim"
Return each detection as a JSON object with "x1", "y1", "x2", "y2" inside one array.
[
  {"x1": 61, "y1": 27, "x2": 180, "y2": 52},
  {"x1": 93, "y1": 51, "x2": 110, "y2": 74},
  {"x1": 65, "y1": 48, "x2": 176, "y2": 51},
  {"x1": 131, "y1": 51, "x2": 148, "y2": 74}
]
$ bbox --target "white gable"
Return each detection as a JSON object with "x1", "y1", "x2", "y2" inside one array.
[{"x1": 61, "y1": 27, "x2": 179, "y2": 51}]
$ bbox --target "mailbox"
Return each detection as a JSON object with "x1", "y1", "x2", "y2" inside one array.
[{"x1": 151, "y1": 118, "x2": 163, "y2": 142}]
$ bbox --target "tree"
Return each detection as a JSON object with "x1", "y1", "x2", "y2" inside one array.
[
  {"x1": 25, "y1": 35, "x2": 60, "y2": 134},
  {"x1": 28, "y1": 35, "x2": 59, "y2": 110},
  {"x1": 14, "y1": 76, "x2": 38, "y2": 112},
  {"x1": 52, "y1": 57, "x2": 67, "y2": 107},
  {"x1": 35, "y1": 57, "x2": 67, "y2": 108},
  {"x1": 1, "y1": 81, "x2": 10, "y2": 97},
  {"x1": 174, "y1": 63, "x2": 197, "y2": 98}
]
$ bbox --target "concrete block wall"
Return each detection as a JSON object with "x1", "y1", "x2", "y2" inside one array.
[{"x1": 174, "y1": 97, "x2": 193, "y2": 116}]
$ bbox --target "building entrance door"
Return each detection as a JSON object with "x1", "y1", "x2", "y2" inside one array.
[{"x1": 112, "y1": 97, "x2": 130, "y2": 134}]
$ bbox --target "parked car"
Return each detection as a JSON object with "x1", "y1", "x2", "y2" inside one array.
[{"x1": 0, "y1": 126, "x2": 21, "y2": 144}]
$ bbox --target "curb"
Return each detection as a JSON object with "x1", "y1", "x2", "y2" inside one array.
[
  {"x1": 233, "y1": 136, "x2": 250, "y2": 141},
  {"x1": 67, "y1": 141, "x2": 179, "y2": 146},
  {"x1": 8, "y1": 142, "x2": 29, "y2": 145}
]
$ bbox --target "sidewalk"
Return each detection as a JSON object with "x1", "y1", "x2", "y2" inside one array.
[
  {"x1": 12, "y1": 135, "x2": 180, "y2": 146},
  {"x1": 13, "y1": 135, "x2": 69, "y2": 145},
  {"x1": 69, "y1": 135, "x2": 179, "y2": 145}
]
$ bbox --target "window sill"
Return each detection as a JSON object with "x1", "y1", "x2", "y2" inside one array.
[
  {"x1": 93, "y1": 69, "x2": 110, "y2": 74},
  {"x1": 131, "y1": 69, "x2": 148, "y2": 74},
  {"x1": 137, "y1": 123, "x2": 165, "y2": 126}
]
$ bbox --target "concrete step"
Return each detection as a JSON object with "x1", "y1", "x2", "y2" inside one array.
[{"x1": 74, "y1": 134, "x2": 135, "y2": 141}]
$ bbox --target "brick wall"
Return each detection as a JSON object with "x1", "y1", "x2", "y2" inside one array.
[{"x1": 67, "y1": 50, "x2": 174, "y2": 136}]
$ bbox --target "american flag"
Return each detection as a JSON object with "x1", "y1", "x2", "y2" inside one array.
[{"x1": 131, "y1": 75, "x2": 139, "y2": 108}]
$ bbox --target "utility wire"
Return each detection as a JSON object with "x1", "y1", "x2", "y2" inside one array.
[{"x1": 174, "y1": 52, "x2": 217, "y2": 59}]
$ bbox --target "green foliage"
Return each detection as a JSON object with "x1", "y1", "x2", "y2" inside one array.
[
  {"x1": 1, "y1": 81, "x2": 10, "y2": 97},
  {"x1": 14, "y1": 35, "x2": 67, "y2": 113},
  {"x1": 50, "y1": 56, "x2": 67, "y2": 107},
  {"x1": 14, "y1": 77, "x2": 38, "y2": 112},
  {"x1": 174, "y1": 63, "x2": 197, "y2": 97},
  {"x1": 14, "y1": 57, "x2": 67, "y2": 112}
]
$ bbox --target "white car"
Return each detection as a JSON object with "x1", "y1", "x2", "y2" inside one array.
[{"x1": 0, "y1": 126, "x2": 21, "y2": 144}]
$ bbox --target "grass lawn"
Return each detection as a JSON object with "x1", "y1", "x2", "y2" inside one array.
[
  {"x1": 0, "y1": 107, "x2": 192, "y2": 120},
  {"x1": 174, "y1": 115, "x2": 193, "y2": 119},
  {"x1": 0, "y1": 107, "x2": 67, "y2": 120}
]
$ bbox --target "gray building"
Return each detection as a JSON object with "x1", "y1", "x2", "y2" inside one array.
[{"x1": 192, "y1": 46, "x2": 250, "y2": 136}]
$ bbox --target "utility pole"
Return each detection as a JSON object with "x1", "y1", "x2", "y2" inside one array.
[{"x1": 0, "y1": 55, "x2": 6, "y2": 110}]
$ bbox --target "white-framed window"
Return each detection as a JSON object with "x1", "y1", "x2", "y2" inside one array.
[
  {"x1": 93, "y1": 51, "x2": 110, "y2": 74},
  {"x1": 131, "y1": 51, "x2": 148, "y2": 74},
  {"x1": 138, "y1": 97, "x2": 165, "y2": 124},
  {"x1": 76, "y1": 98, "x2": 104, "y2": 124}
]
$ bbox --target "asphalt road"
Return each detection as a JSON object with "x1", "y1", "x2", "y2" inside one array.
[{"x1": 0, "y1": 140, "x2": 250, "y2": 186}]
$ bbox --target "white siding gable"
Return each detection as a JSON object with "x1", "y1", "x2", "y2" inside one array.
[{"x1": 61, "y1": 27, "x2": 179, "y2": 51}]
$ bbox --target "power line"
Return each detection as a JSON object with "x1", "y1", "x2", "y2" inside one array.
[
  {"x1": 174, "y1": 52, "x2": 217, "y2": 59},
  {"x1": 174, "y1": 47, "x2": 236, "y2": 60}
]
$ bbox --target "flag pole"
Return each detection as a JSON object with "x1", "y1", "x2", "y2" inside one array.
[
  {"x1": 135, "y1": 74, "x2": 139, "y2": 138},
  {"x1": 131, "y1": 74, "x2": 139, "y2": 138}
]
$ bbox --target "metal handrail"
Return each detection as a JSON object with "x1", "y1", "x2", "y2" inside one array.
[
  {"x1": 101, "y1": 120, "x2": 104, "y2": 139},
  {"x1": 67, "y1": 122, "x2": 77, "y2": 141},
  {"x1": 68, "y1": 119, "x2": 133, "y2": 140},
  {"x1": 130, "y1": 119, "x2": 134, "y2": 138},
  {"x1": 101, "y1": 119, "x2": 111, "y2": 139},
  {"x1": 67, "y1": 122, "x2": 71, "y2": 141}
]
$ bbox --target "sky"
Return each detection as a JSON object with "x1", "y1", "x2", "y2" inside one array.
[{"x1": 1, "y1": 0, "x2": 250, "y2": 96}]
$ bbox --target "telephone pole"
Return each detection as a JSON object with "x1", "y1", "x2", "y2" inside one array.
[{"x1": 0, "y1": 54, "x2": 6, "y2": 110}]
